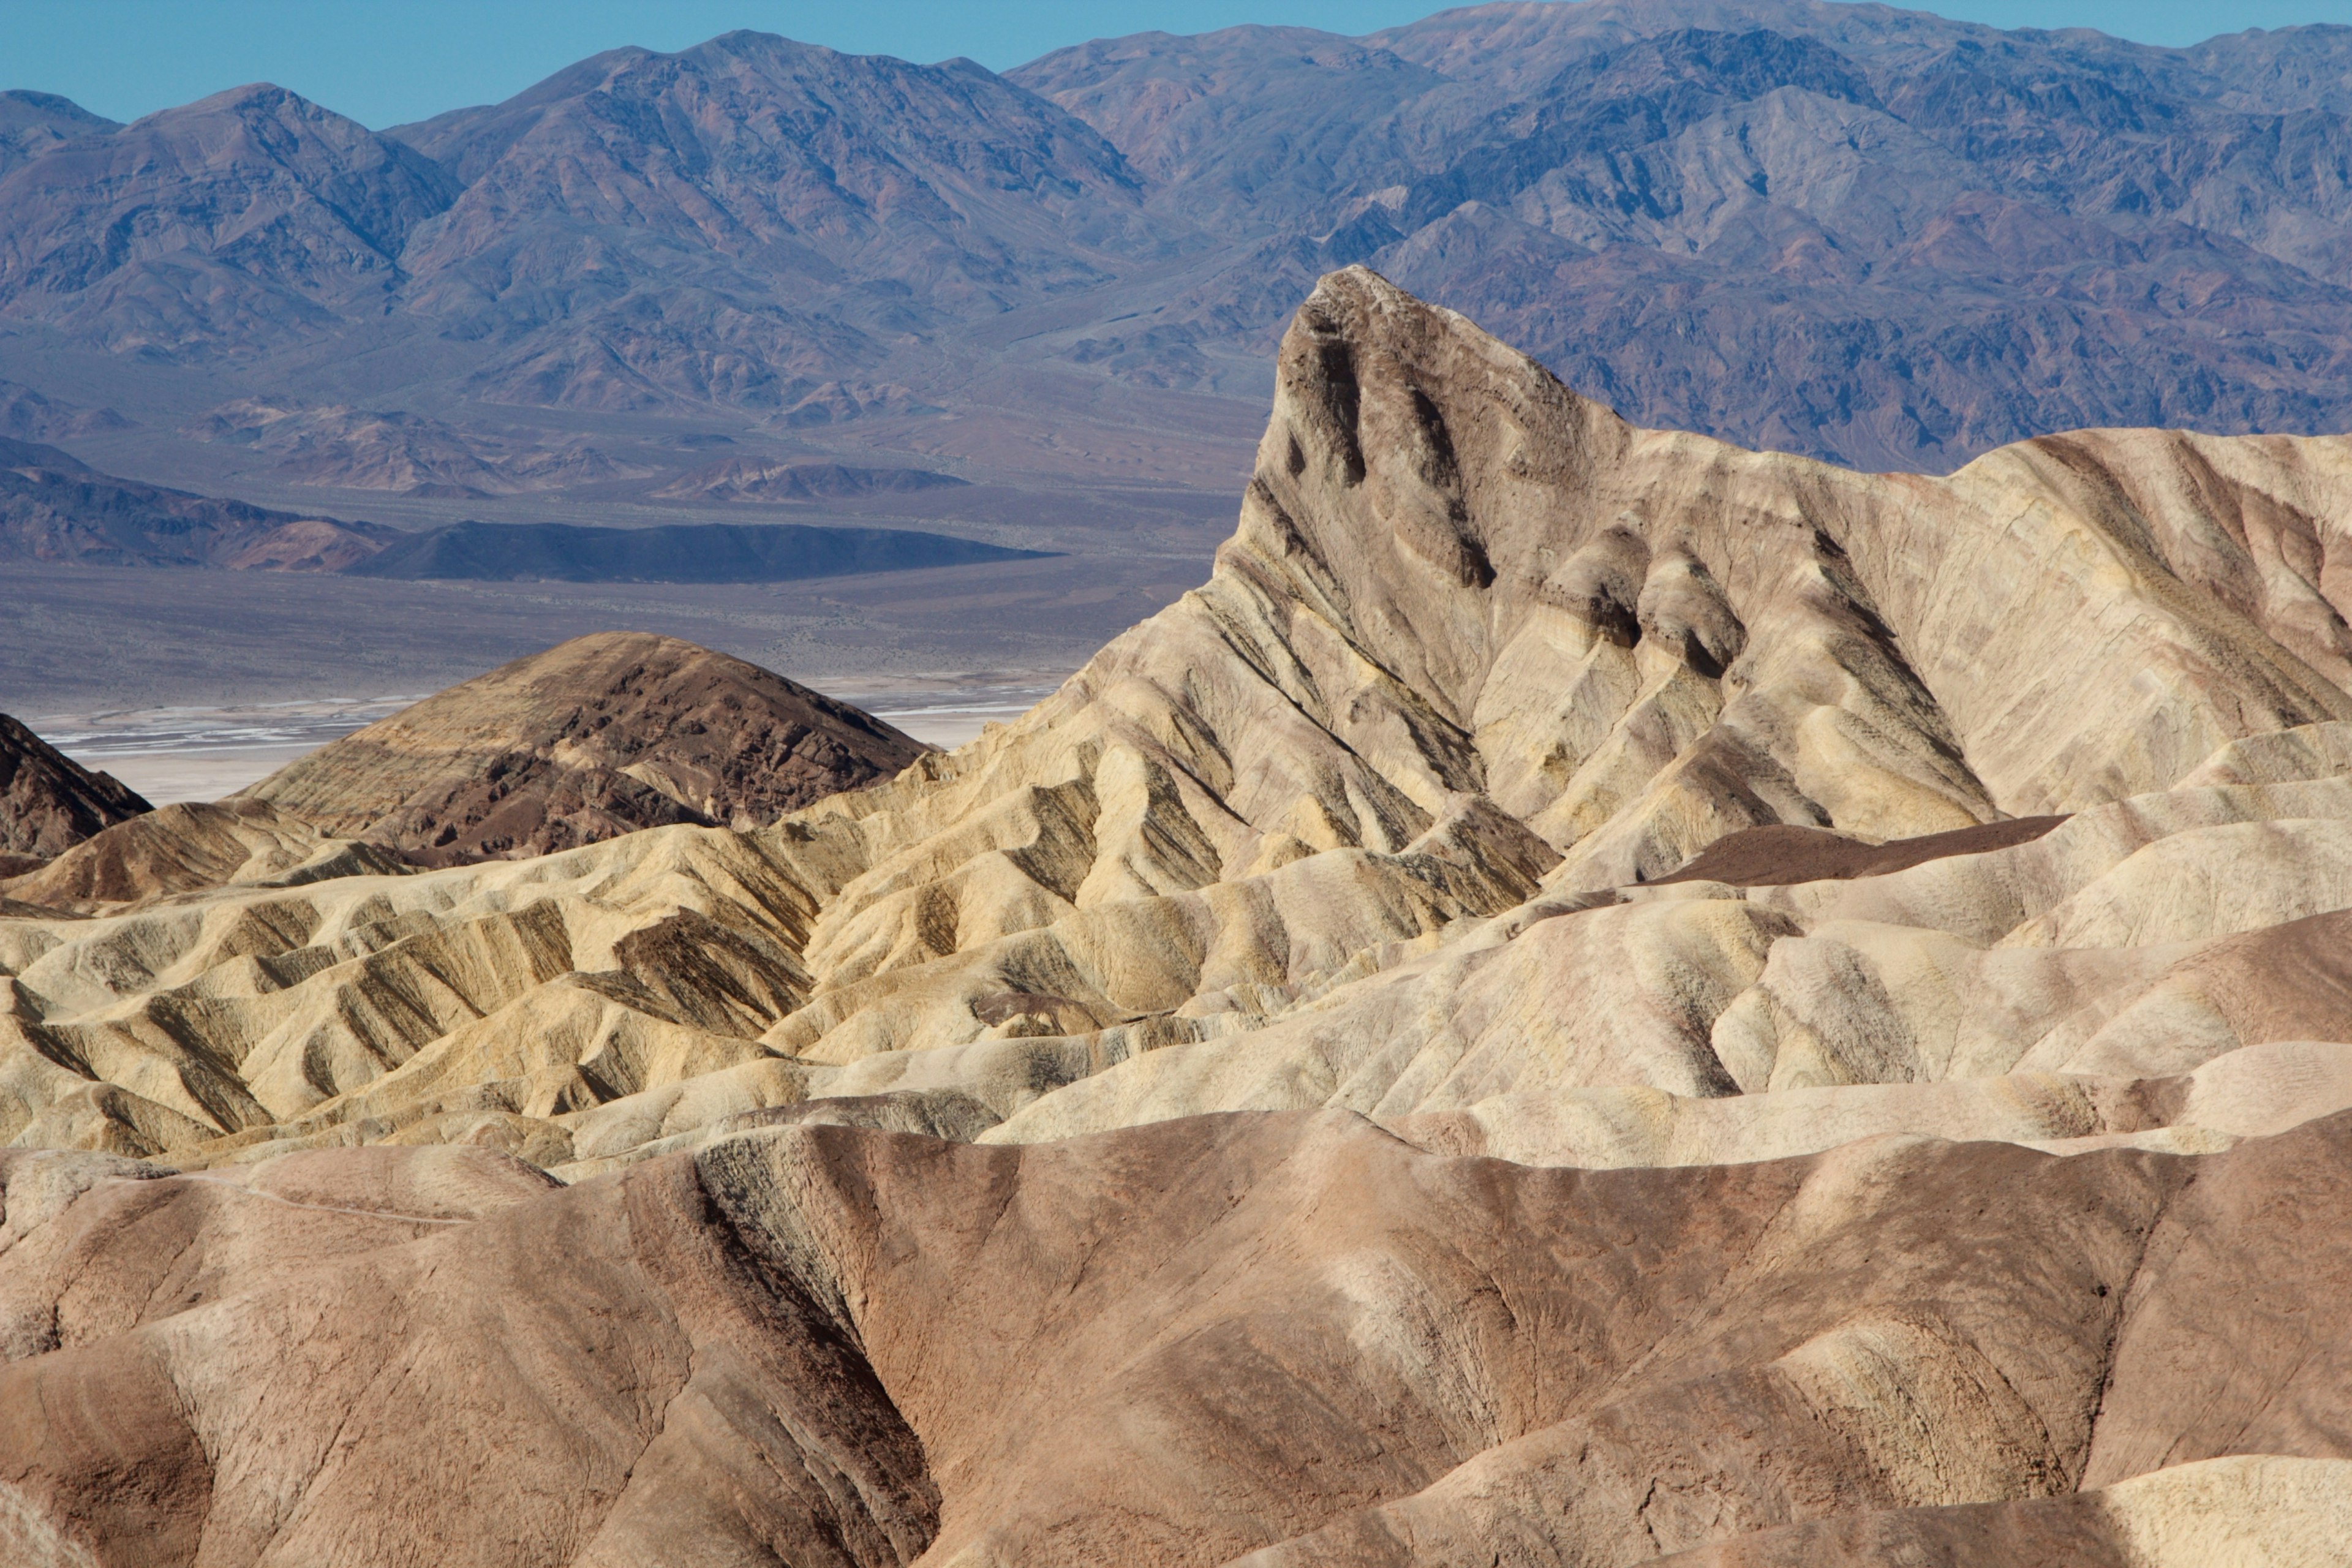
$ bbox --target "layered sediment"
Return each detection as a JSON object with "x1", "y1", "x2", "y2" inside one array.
[{"x1": 7, "y1": 269, "x2": 2352, "y2": 1561}]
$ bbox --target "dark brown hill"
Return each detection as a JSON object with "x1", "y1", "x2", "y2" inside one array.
[
  {"x1": 0, "y1": 710, "x2": 149, "y2": 862},
  {"x1": 237, "y1": 631, "x2": 929, "y2": 864}
]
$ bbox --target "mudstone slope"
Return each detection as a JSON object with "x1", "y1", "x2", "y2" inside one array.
[{"x1": 7, "y1": 272, "x2": 2352, "y2": 1559}]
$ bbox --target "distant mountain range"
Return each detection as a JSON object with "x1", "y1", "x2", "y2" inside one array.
[{"x1": 1, "y1": 0, "x2": 2349, "y2": 475}]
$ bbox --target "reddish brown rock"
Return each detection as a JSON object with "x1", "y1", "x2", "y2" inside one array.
[
  {"x1": 1654, "y1": 816, "x2": 2070, "y2": 887},
  {"x1": 238, "y1": 631, "x2": 929, "y2": 865},
  {"x1": 5, "y1": 1112, "x2": 2352, "y2": 1564}
]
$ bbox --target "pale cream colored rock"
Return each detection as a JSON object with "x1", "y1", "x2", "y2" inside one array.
[
  {"x1": 2095, "y1": 1455, "x2": 2352, "y2": 1567},
  {"x1": 10, "y1": 268, "x2": 2352, "y2": 1189},
  {"x1": 1382, "y1": 1040, "x2": 2352, "y2": 1170},
  {"x1": 0, "y1": 798, "x2": 407, "y2": 914},
  {"x1": 0, "y1": 823, "x2": 834, "y2": 1154}
]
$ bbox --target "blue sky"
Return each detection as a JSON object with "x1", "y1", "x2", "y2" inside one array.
[{"x1": 6, "y1": 0, "x2": 2348, "y2": 129}]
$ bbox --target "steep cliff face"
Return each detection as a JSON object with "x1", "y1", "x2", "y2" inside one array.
[{"x1": 9, "y1": 272, "x2": 2352, "y2": 1561}]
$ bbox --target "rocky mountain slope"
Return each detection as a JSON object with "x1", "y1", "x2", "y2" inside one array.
[
  {"x1": 1017, "y1": 1, "x2": 2352, "y2": 467},
  {"x1": 0, "y1": 434, "x2": 394, "y2": 569},
  {"x1": 7, "y1": 271, "x2": 2352, "y2": 1556},
  {"x1": 0, "y1": 711, "x2": 148, "y2": 865},
  {"x1": 0, "y1": 83, "x2": 457, "y2": 356},
  {"x1": 7, "y1": 1118, "x2": 2351, "y2": 1566},
  {"x1": 2, "y1": 3, "x2": 2350, "y2": 486},
  {"x1": 236, "y1": 631, "x2": 931, "y2": 865}
]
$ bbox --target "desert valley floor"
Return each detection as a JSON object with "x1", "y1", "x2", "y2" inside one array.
[{"x1": 7, "y1": 270, "x2": 2352, "y2": 1563}]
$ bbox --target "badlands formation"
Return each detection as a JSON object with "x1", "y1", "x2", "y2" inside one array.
[{"x1": 9, "y1": 268, "x2": 2352, "y2": 1561}]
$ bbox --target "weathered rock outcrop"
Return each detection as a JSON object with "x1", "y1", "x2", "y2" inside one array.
[
  {"x1": 0, "y1": 711, "x2": 147, "y2": 864},
  {"x1": 238, "y1": 631, "x2": 930, "y2": 865},
  {"x1": 7, "y1": 271, "x2": 2352, "y2": 1561},
  {"x1": 12, "y1": 268, "x2": 2352, "y2": 1166}
]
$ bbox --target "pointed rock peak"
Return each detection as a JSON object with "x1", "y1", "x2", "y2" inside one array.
[
  {"x1": 160, "y1": 81, "x2": 328, "y2": 121},
  {"x1": 1272, "y1": 265, "x2": 1630, "y2": 499},
  {"x1": 1254, "y1": 266, "x2": 1634, "y2": 616}
]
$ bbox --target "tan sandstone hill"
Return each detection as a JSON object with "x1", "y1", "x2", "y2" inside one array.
[
  {"x1": 7, "y1": 268, "x2": 2352, "y2": 1561},
  {"x1": 0, "y1": 710, "x2": 148, "y2": 870},
  {"x1": 0, "y1": 796, "x2": 409, "y2": 914},
  {"x1": 236, "y1": 630, "x2": 931, "y2": 865}
]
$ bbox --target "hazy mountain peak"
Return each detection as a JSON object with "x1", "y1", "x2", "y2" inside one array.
[{"x1": 0, "y1": 86, "x2": 118, "y2": 174}]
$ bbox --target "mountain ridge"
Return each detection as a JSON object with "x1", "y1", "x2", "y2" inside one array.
[{"x1": 2, "y1": 2, "x2": 2351, "y2": 478}]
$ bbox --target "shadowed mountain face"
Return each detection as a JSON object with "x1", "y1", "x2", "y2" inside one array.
[
  {"x1": 12, "y1": 272, "x2": 2352, "y2": 1557},
  {"x1": 0, "y1": 435, "x2": 393, "y2": 569},
  {"x1": 339, "y1": 519, "x2": 1046, "y2": 582},
  {"x1": 387, "y1": 32, "x2": 1160, "y2": 412},
  {"x1": 0, "y1": 89, "x2": 116, "y2": 175},
  {"x1": 0, "y1": 34, "x2": 1155, "y2": 367},
  {"x1": 1016, "y1": 2, "x2": 2352, "y2": 467},
  {"x1": 0, "y1": 711, "x2": 148, "y2": 863},
  {"x1": 0, "y1": 84, "x2": 457, "y2": 355},
  {"x1": 1, "y1": 3, "x2": 2350, "y2": 480}
]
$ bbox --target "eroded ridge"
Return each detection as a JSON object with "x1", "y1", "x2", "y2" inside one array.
[{"x1": 7, "y1": 270, "x2": 2352, "y2": 1561}]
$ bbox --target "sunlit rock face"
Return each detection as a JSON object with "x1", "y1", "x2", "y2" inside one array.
[{"x1": 9, "y1": 270, "x2": 2352, "y2": 1563}]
